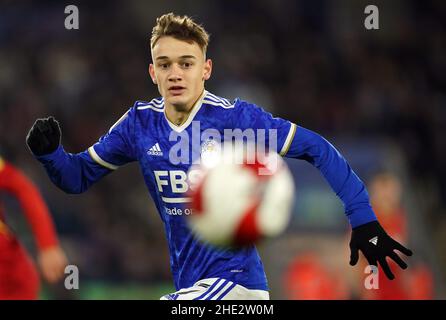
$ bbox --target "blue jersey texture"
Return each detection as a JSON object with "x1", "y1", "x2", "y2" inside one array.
[{"x1": 35, "y1": 90, "x2": 376, "y2": 291}]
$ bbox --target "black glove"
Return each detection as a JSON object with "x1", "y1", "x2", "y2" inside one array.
[
  {"x1": 26, "y1": 116, "x2": 61, "y2": 156},
  {"x1": 349, "y1": 220, "x2": 413, "y2": 280}
]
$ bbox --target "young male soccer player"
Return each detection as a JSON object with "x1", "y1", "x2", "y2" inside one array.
[{"x1": 26, "y1": 13, "x2": 412, "y2": 300}]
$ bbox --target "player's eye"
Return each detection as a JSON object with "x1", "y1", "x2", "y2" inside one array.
[
  {"x1": 158, "y1": 63, "x2": 169, "y2": 69},
  {"x1": 182, "y1": 62, "x2": 193, "y2": 68}
]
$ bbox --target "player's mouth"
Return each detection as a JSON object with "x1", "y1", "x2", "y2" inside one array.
[{"x1": 168, "y1": 86, "x2": 186, "y2": 96}]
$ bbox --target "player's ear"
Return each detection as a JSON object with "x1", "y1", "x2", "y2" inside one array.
[
  {"x1": 203, "y1": 59, "x2": 212, "y2": 81},
  {"x1": 149, "y1": 64, "x2": 157, "y2": 84}
]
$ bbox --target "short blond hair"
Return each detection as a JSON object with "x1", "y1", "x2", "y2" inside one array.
[{"x1": 150, "y1": 13, "x2": 210, "y2": 54}]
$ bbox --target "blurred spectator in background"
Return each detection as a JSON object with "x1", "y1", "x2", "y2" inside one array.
[
  {"x1": 283, "y1": 252, "x2": 350, "y2": 300},
  {"x1": 0, "y1": 155, "x2": 68, "y2": 299}
]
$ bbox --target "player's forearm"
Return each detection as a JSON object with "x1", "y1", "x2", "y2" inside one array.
[
  {"x1": 35, "y1": 145, "x2": 109, "y2": 194},
  {"x1": 286, "y1": 126, "x2": 377, "y2": 228}
]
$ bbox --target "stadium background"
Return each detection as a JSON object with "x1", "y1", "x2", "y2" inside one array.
[{"x1": 0, "y1": 0, "x2": 445, "y2": 299}]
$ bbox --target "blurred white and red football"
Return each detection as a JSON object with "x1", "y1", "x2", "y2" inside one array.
[{"x1": 187, "y1": 143, "x2": 295, "y2": 247}]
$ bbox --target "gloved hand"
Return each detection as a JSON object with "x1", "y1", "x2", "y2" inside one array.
[
  {"x1": 26, "y1": 116, "x2": 61, "y2": 156},
  {"x1": 349, "y1": 220, "x2": 413, "y2": 280}
]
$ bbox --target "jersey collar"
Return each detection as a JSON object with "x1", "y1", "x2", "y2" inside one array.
[{"x1": 164, "y1": 90, "x2": 207, "y2": 133}]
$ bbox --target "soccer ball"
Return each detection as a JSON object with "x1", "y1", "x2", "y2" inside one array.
[{"x1": 187, "y1": 143, "x2": 295, "y2": 247}]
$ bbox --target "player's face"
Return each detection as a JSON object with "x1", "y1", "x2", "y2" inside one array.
[{"x1": 149, "y1": 36, "x2": 212, "y2": 112}]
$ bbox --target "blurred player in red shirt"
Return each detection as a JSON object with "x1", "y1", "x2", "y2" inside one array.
[
  {"x1": 283, "y1": 172, "x2": 435, "y2": 300},
  {"x1": 360, "y1": 172, "x2": 434, "y2": 300},
  {"x1": 0, "y1": 156, "x2": 68, "y2": 299}
]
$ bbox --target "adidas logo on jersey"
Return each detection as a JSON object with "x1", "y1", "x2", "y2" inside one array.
[
  {"x1": 369, "y1": 236, "x2": 378, "y2": 246},
  {"x1": 147, "y1": 143, "x2": 163, "y2": 156}
]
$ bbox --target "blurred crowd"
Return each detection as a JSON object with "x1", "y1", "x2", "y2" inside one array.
[{"x1": 0, "y1": 0, "x2": 445, "y2": 298}]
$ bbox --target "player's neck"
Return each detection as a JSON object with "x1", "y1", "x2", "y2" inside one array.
[
  {"x1": 164, "y1": 90, "x2": 204, "y2": 127},
  {"x1": 165, "y1": 106, "x2": 190, "y2": 126}
]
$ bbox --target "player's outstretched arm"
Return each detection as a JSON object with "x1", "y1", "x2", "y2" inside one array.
[
  {"x1": 229, "y1": 101, "x2": 412, "y2": 279},
  {"x1": 26, "y1": 117, "x2": 111, "y2": 194},
  {"x1": 285, "y1": 125, "x2": 413, "y2": 279}
]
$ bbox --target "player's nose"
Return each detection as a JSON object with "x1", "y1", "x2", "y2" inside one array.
[
  {"x1": 168, "y1": 74, "x2": 182, "y2": 82},
  {"x1": 168, "y1": 64, "x2": 183, "y2": 82}
]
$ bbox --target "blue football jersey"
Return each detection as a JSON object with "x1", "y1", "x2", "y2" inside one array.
[
  {"x1": 86, "y1": 90, "x2": 296, "y2": 290},
  {"x1": 35, "y1": 90, "x2": 377, "y2": 291}
]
